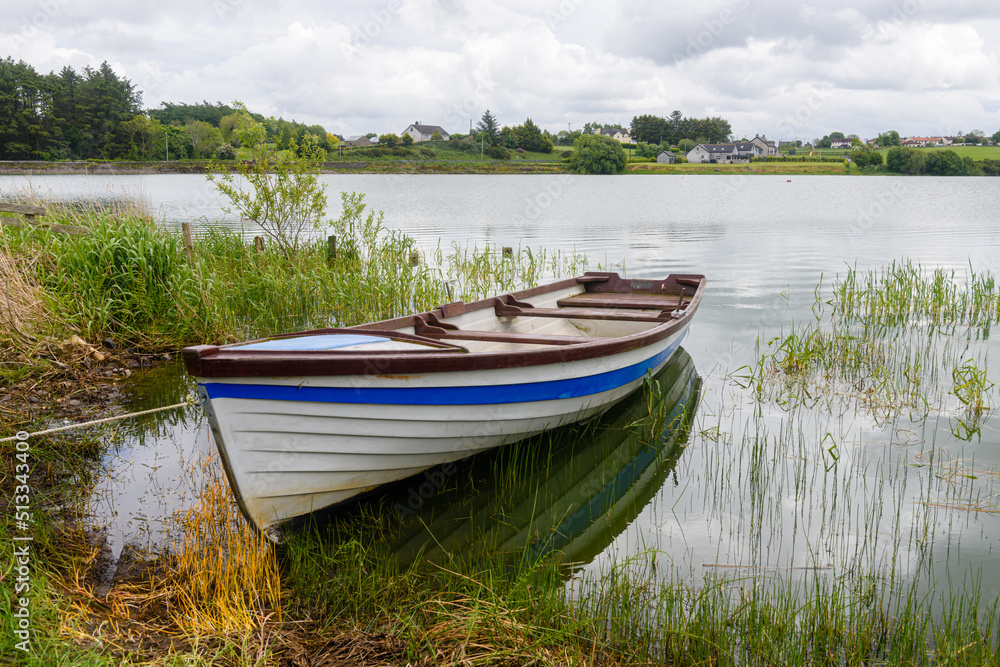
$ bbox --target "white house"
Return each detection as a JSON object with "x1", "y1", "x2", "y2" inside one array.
[
  {"x1": 402, "y1": 122, "x2": 450, "y2": 142},
  {"x1": 734, "y1": 141, "x2": 762, "y2": 160},
  {"x1": 597, "y1": 127, "x2": 632, "y2": 143},
  {"x1": 687, "y1": 143, "x2": 756, "y2": 164}
]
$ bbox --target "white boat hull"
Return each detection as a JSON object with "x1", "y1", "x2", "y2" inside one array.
[{"x1": 197, "y1": 327, "x2": 689, "y2": 537}]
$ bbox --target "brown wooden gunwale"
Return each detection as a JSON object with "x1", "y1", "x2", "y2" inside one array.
[{"x1": 182, "y1": 272, "x2": 706, "y2": 378}]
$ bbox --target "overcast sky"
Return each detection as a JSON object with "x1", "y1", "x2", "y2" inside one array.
[{"x1": 4, "y1": 0, "x2": 999, "y2": 142}]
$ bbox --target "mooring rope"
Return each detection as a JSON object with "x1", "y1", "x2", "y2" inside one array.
[{"x1": 0, "y1": 394, "x2": 200, "y2": 444}]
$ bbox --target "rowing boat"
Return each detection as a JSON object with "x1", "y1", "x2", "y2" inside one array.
[{"x1": 182, "y1": 271, "x2": 706, "y2": 540}]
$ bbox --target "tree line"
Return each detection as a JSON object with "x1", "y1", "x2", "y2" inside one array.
[
  {"x1": 0, "y1": 59, "x2": 337, "y2": 161},
  {"x1": 0, "y1": 58, "x2": 141, "y2": 160},
  {"x1": 883, "y1": 147, "x2": 994, "y2": 176},
  {"x1": 629, "y1": 111, "x2": 733, "y2": 145},
  {"x1": 461, "y1": 109, "x2": 735, "y2": 157}
]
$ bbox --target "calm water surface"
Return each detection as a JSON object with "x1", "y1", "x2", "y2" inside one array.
[{"x1": 5, "y1": 173, "x2": 1000, "y2": 609}]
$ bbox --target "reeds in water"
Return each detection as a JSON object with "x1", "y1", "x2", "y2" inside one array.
[{"x1": 754, "y1": 261, "x2": 996, "y2": 427}]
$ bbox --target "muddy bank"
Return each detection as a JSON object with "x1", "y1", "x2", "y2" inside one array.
[{"x1": 0, "y1": 335, "x2": 173, "y2": 420}]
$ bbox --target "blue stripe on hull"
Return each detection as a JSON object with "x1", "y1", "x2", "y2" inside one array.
[{"x1": 203, "y1": 331, "x2": 685, "y2": 406}]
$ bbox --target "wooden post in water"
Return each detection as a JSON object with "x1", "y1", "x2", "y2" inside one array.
[
  {"x1": 181, "y1": 222, "x2": 194, "y2": 261},
  {"x1": 327, "y1": 234, "x2": 337, "y2": 261},
  {"x1": 502, "y1": 246, "x2": 513, "y2": 258},
  {"x1": 254, "y1": 236, "x2": 265, "y2": 253},
  {"x1": 409, "y1": 251, "x2": 420, "y2": 267}
]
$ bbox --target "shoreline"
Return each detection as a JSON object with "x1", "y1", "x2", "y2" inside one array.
[
  {"x1": 0, "y1": 160, "x2": 566, "y2": 176},
  {"x1": 0, "y1": 159, "x2": 859, "y2": 176},
  {"x1": 2, "y1": 159, "x2": 992, "y2": 176}
]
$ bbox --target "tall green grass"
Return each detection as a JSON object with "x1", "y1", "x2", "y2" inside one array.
[{"x1": 1, "y1": 192, "x2": 588, "y2": 351}]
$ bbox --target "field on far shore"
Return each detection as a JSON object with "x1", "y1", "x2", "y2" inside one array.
[
  {"x1": 628, "y1": 161, "x2": 849, "y2": 175},
  {"x1": 898, "y1": 144, "x2": 1000, "y2": 159},
  {"x1": 782, "y1": 145, "x2": 1000, "y2": 160}
]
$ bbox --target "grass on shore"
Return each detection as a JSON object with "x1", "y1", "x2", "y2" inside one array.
[{"x1": 0, "y1": 191, "x2": 588, "y2": 357}]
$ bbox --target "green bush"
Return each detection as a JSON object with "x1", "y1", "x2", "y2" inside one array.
[
  {"x1": 567, "y1": 134, "x2": 627, "y2": 174},
  {"x1": 485, "y1": 145, "x2": 510, "y2": 160}
]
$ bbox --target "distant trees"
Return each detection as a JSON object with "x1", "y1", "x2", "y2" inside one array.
[
  {"x1": 885, "y1": 147, "x2": 979, "y2": 176},
  {"x1": 583, "y1": 121, "x2": 622, "y2": 135},
  {"x1": 852, "y1": 148, "x2": 883, "y2": 169},
  {"x1": 876, "y1": 131, "x2": 901, "y2": 147},
  {"x1": 186, "y1": 119, "x2": 223, "y2": 158},
  {"x1": 377, "y1": 133, "x2": 399, "y2": 148},
  {"x1": 964, "y1": 131, "x2": 984, "y2": 146},
  {"x1": 627, "y1": 111, "x2": 732, "y2": 146},
  {"x1": 0, "y1": 58, "x2": 141, "y2": 159},
  {"x1": 992, "y1": 130, "x2": 1000, "y2": 145},
  {"x1": 635, "y1": 142, "x2": 664, "y2": 158},
  {"x1": 567, "y1": 134, "x2": 626, "y2": 174},
  {"x1": 499, "y1": 118, "x2": 553, "y2": 153},
  {"x1": 0, "y1": 59, "x2": 337, "y2": 161},
  {"x1": 474, "y1": 110, "x2": 500, "y2": 145},
  {"x1": 554, "y1": 129, "x2": 582, "y2": 146},
  {"x1": 630, "y1": 114, "x2": 669, "y2": 144},
  {"x1": 149, "y1": 101, "x2": 241, "y2": 128},
  {"x1": 886, "y1": 147, "x2": 925, "y2": 174}
]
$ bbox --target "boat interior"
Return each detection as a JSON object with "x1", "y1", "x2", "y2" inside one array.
[{"x1": 361, "y1": 273, "x2": 704, "y2": 353}]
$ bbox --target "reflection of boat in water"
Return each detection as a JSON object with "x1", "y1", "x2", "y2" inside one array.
[{"x1": 386, "y1": 349, "x2": 701, "y2": 569}]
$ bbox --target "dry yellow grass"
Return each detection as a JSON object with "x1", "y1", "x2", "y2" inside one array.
[
  {"x1": 168, "y1": 453, "x2": 284, "y2": 639},
  {"x1": 0, "y1": 240, "x2": 46, "y2": 337}
]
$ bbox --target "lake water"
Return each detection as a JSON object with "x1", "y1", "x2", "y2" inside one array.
[{"x1": 5, "y1": 172, "x2": 1000, "y2": 612}]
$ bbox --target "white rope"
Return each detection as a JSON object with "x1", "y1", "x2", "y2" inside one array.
[{"x1": 0, "y1": 394, "x2": 199, "y2": 444}]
